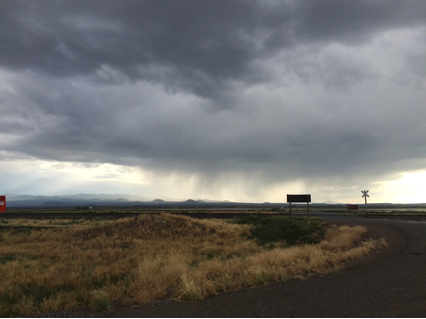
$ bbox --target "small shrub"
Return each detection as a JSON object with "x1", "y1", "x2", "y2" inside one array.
[
  {"x1": 235, "y1": 216, "x2": 328, "y2": 246},
  {"x1": 235, "y1": 215, "x2": 261, "y2": 226},
  {"x1": 255, "y1": 267, "x2": 269, "y2": 284},
  {"x1": 0, "y1": 255, "x2": 16, "y2": 264},
  {"x1": 224, "y1": 276, "x2": 232, "y2": 290},
  {"x1": 90, "y1": 290, "x2": 110, "y2": 312},
  {"x1": 176, "y1": 275, "x2": 202, "y2": 301}
]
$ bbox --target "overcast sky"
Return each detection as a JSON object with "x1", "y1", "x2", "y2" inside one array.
[{"x1": 1, "y1": 0, "x2": 426, "y2": 203}]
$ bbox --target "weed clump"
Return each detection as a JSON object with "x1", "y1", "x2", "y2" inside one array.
[
  {"x1": 176, "y1": 275, "x2": 203, "y2": 301},
  {"x1": 90, "y1": 290, "x2": 110, "y2": 312}
]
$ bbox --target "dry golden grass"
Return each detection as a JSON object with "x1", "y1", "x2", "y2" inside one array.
[
  {"x1": 0, "y1": 217, "x2": 113, "y2": 228},
  {"x1": 0, "y1": 214, "x2": 386, "y2": 317}
]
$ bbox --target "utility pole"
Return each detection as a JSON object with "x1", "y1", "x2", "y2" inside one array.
[{"x1": 361, "y1": 190, "x2": 369, "y2": 216}]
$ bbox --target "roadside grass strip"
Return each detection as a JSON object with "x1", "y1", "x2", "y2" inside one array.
[
  {"x1": 0, "y1": 218, "x2": 113, "y2": 228},
  {"x1": 0, "y1": 213, "x2": 386, "y2": 317}
]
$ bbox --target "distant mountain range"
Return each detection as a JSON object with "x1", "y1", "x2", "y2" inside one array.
[
  {"x1": 4, "y1": 193, "x2": 308, "y2": 208},
  {"x1": 3, "y1": 194, "x2": 424, "y2": 208}
]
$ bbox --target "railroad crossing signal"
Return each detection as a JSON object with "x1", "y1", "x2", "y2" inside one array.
[{"x1": 361, "y1": 190, "x2": 369, "y2": 215}]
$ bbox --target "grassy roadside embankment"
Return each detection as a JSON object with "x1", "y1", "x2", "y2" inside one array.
[{"x1": 0, "y1": 213, "x2": 386, "y2": 317}]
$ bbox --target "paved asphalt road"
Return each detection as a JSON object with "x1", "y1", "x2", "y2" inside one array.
[{"x1": 98, "y1": 213, "x2": 426, "y2": 317}]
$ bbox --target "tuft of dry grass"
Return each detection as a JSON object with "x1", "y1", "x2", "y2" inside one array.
[
  {"x1": 0, "y1": 213, "x2": 386, "y2": 317},
  {"x1": 90, "y1": 290, "x2": 110, "y2": 312}
]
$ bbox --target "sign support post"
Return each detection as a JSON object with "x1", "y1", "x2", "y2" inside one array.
[
  {"x1": 307, "y1": 200, "x2": 309, "y2": 218},
  {"x1": 361, "y1": 190, "x2": 369, "y2": 216}
]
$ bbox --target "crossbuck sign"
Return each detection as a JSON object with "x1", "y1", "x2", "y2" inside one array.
[{"x1": 361, "y1": 190, "x2": 369, "y2": 214}]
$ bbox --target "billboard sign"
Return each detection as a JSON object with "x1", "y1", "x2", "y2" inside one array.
[
  {"x1": 287, "y1": 194, "x2": 311, "y2": 218},
  {"x1": 287, "y1": 194, "x2": 311, "y2": 203},
  {"x1": 0, "y1": 196, "x2": 5, "y2": 213}
]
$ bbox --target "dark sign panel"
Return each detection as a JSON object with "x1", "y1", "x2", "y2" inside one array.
[
  {"x1": 287, "y1": 194, "x2": 311, "y2": 203},
  {"x1": 0, "y1": 195, "x2": 5, "y2": 213}
]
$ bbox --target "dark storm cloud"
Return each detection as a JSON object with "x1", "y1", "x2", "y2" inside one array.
[
  {"x1": 2, "y1": 0, "x2": 425, "y2": 101},
  {"x1": 2, "y1": 0, "x2": 260, "y2": 100},
  {"x1": 1, "y1": 0, "x2": 426, "y2": 200},
  {"x1": 3, "y1": 70, "x2": 425, "y2": 183}
]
